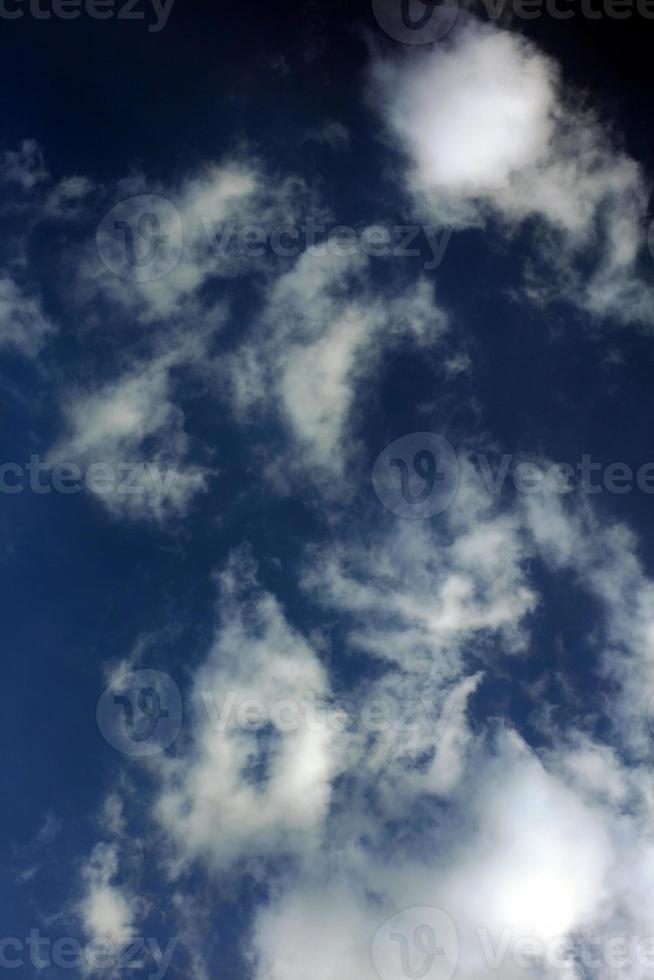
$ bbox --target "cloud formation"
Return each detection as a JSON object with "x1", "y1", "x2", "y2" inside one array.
[{"x1": 369, "y1": 21, "x2": 653, "y2": 327}]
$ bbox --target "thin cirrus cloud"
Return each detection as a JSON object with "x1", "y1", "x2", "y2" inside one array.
[
  {"x1": 0, "y1": 276, "x2": 54, "y2": 356},
  {"x1": 6, "y1": 148, "x2": 447, "y2": 519},
  {"x1": 46, "y1": 354, "x2": 210, "y2": 522},
  {"x1": 227, "y1": 247, "x2": 448, "y2": 477}
]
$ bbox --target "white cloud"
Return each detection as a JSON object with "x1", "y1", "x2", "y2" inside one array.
[
  {"x1": 369, "y1": 20, "x2": 653, "y2": 328},
  {"x1": 48, "y1": 354, "x2": 209, "y2": 521},
  {"x1": 229, "y1": 247, "x2": 447, "y2": 475},
  {"x1": 247, "y1": 733, "x2": 615, "y2": 980},
  {"x1": 75, "y1": 159, "x2": 318, "y2": 324},
  {"x1": 22, "y1": 30, "x2": 654, "y2": 980},
  {"x1": 80, "y1": 466, "x2": 654, "y2": 980},
  {"x1": 306, "y1": 487, "x2": 536, "y2": 670},
  {"x1": 154, "y1": 547, "x2": 344, "y2": 872},
  {"x1": 1, "y1": 139, "x2": 48, "y2": 189},
  {"x1": 78, "y1": 842, "x2": 136, "y2": 948},
  {"x1": 44, "y1": 174, "x2": 95, "y2": 218},
  {"x1": 0, "y1": 276, "x2": 54, "y2": 356},
  {"x1": 521, "y1": 488, "x2": 654, "y2": 758},
  {"x1": 549, "y1": 735, "x2": 630, "y2": 807}
]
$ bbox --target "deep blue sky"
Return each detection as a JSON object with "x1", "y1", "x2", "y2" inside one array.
[{"x1": 2, "y1": 2, "x2": 654, "y2": 979}]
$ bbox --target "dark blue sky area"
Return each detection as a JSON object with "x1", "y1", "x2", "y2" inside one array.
[{"x1": 1, "y1": 2, "x2": 654, "y2": 978}]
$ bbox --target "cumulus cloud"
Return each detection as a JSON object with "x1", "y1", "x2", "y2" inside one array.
[
  {"x1": 76, "y1": 464, "x2": 654, "y2": 980},
  {"x1": 369, "y1": 20, "x2": 653, "y2": 327},
  {"x1": 247, "y1": 732, "x2": 616, "y2": 980},
  {"x1": 147, "y1": 475, "x2": 654, "y2": 980},
  {"x1": 154, "y1": 547, "x2": 344, "y2": 873}
]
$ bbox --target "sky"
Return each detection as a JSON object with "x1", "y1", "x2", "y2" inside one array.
[{"x1": 2, "y1": 1, "x2": 654, "y2": 979}]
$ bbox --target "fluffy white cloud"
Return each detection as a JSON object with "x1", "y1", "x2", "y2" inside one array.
[
  {"x1": 77, "y1": 466, "x2": 654, "y2": 980},
  {"x1": 78, "y1": 842, "x2": 136, "y2": 948},
  {"x1": 369, "y1": 20, "x2": 653, "y2": 328},
  {"x1": 154, "y1": 547, "x2": 344, "y2": 872},
  {"x1": 247, "y1": 732, "x2": 615, "y2": 980}
]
